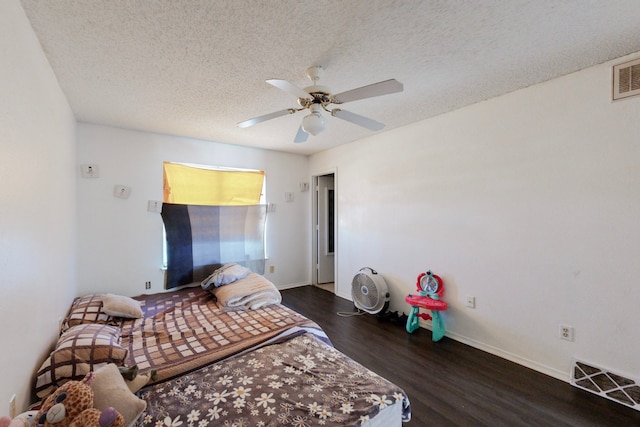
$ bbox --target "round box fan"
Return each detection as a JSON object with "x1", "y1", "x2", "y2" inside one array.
[{"x1": 351, "y1": 267, "x2": 390, "y2": 314}]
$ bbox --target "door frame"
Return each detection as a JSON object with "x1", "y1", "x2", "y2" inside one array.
[{"x1": 311, "y1": 168, "x2": 337, "y2": 289}]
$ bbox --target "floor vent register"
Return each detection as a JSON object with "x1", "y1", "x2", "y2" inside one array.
[{"x1": 571, "y1": 359, "x2": 640, "y2": 411}]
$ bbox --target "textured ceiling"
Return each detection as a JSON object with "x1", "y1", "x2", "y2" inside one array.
[{"x1": 19, "y1": 0, "x2": 640, "y2": 155}]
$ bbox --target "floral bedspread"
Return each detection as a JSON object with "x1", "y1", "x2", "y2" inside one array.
[{"x1": 135, "y1": 331, "x2": 410, "y2": 426}]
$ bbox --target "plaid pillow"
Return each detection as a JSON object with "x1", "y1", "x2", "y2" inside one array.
[
  {"x1": 60, "y1": 294, "x2": 115, "y2": 332},
  {"x1": 35, "y1": 324, "x2": 127, "y2": 398}
]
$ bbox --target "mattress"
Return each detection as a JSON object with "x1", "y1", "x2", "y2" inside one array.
[
  {"x1": 133, "y1": 329, "x2": 410, "y2": 426},
  {"x1": 120, "y1": 286, "x2": 317, "y2": 384},
  {"x1": 120, "y1": 285, "x2": 411, "y2": 425}
]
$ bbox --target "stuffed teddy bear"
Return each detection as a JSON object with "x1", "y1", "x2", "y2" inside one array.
[
  {"x1": 0, "y1": 417, "x2": 25, "y2": 427},
  {"x1": 0, "y1": 411, "x2": 39, "y2": 427},
  {"x1": 68, "y1": 407, "x2": 122, "y2": 427},
  {"x1": 0, "y1": 412, "x2": 35, "y2": 427},
  {"x1": 35, "y1": 373, "x2": 124, "y2": 427}
]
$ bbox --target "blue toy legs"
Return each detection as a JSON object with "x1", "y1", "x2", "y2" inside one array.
[
  {"x1": 431, "y1": 311, "x2": 445, "y2": 342},
  {"x1": 406, "y1": 306, "x2": 421, "y2": 334},
  {"x1": 405, "y1": 305, "x2": 445, "y2": 342}
]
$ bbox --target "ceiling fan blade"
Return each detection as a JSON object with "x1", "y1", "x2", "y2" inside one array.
[
  {"x1": 266, "y1": 79, "x2": 312, "y2": 100},
  {"x1": 332, "y1": 109, "x2": 385, "y2": 131},
  {"x1": 333, "y1": 79, "x2": 403, "y2": 104},
  {"x1": 294, "y1": 125, "x2": 309, "y2": 143},
  {"x1": 237, "y1": 108, "x2": 295, "y2": 128}
]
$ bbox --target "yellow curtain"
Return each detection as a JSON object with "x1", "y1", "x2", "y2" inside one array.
[{"x1": 163, "y1": 162, "x2": 264, "y2": 206}]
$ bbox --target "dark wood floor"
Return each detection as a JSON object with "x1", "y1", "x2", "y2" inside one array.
[{"x1": 281, "y1": 286, "x2": 640, "y2": 426}]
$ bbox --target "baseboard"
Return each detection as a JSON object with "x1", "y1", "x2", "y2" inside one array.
[
  {"x1": 417, "y1": 319, "x2": 567, "y2": 382},
  {"x1": 335, "y1": 289, "x2": 351, "y2": 301},
  {"x1": 277, "y1": 281, "x2": 310, "y2": 290},
  {"x1": 299, "y1": 285, "x2": 568, "y2": 382}
]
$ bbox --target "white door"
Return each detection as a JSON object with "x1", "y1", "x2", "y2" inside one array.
[{"x1": 317, "y1": 174, "x2": 335, "y2": 284}]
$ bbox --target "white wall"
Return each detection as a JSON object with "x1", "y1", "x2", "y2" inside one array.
[
  {"x1": 76, "y1": 124, "x2": 311, "y2": 296},
  {"x1": 0, "y1": 0, "x2": 77, "y2": 413},
  {"x1": 310, "y1": 54, "x2": 640, "y2": 381}
]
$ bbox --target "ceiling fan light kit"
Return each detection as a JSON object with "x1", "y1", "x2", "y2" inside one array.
[
  {"x1": 301, "y1": 104, "x2": 326, "y2": 135},
  {"x1": 238, "y1": 65, "x2": 403, "y2": 142}
]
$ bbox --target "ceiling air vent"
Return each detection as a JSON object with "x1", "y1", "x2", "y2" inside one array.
[{"x1": 613, "y1": 58, "x2": 640, "y2": 100}]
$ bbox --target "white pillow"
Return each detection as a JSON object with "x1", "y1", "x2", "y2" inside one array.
[
  {"x1": 201, "y1": 263, "x2": 250, "y2": 289},
  {"x1": 90, "y1": 363, "x2": 147, "y2": 427},
  {"x1": 101, "y1": 294, "x2": 143, "y2": 318}
]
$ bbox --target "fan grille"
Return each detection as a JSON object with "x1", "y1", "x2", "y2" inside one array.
[{"x1": 351, "y1": 270, "x2": 389, "y2": 314}]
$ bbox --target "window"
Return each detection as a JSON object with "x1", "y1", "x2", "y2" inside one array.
[
  {"x1": 163, "y1": 162, "x2": 265, "y2": 205},
  {"x1": 161, "y1": 162, "x2": 267, "y2": 271}
]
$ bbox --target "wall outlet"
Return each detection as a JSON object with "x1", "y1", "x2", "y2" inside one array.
[
  {"x1": 269, "y1": 265, "x2": 275, "y2": 273},
  {"x1": 145, "y1": 281, "x2": 151, "y2": 289},
  {"x1": 559, "y1": 324, "x2": 575, "y2": 341},
  {"x1": 466, "y1": 296, "x2": 476, "y2": 308}
]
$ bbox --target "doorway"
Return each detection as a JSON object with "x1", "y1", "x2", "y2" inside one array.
[{"x1": 313, "y1": 172, "x2": 335, "y2": 292}]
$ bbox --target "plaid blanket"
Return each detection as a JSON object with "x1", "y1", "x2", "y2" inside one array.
[{"x1": 120, "y1": 286, "x2": 318, "y2": 384}]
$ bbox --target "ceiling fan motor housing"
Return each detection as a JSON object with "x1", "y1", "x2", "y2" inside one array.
[{"x1": 298, "y1": 87, "x2": 332, "y2": 108}]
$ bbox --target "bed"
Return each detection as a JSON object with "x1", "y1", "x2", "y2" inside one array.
[{"x1": 34, "y1": 274, "x2": 411, "y2": 427}]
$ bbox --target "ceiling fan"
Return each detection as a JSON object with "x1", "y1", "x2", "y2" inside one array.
[{"x1": 237, "y1": 66, "x2": 403, "y2": 143}]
